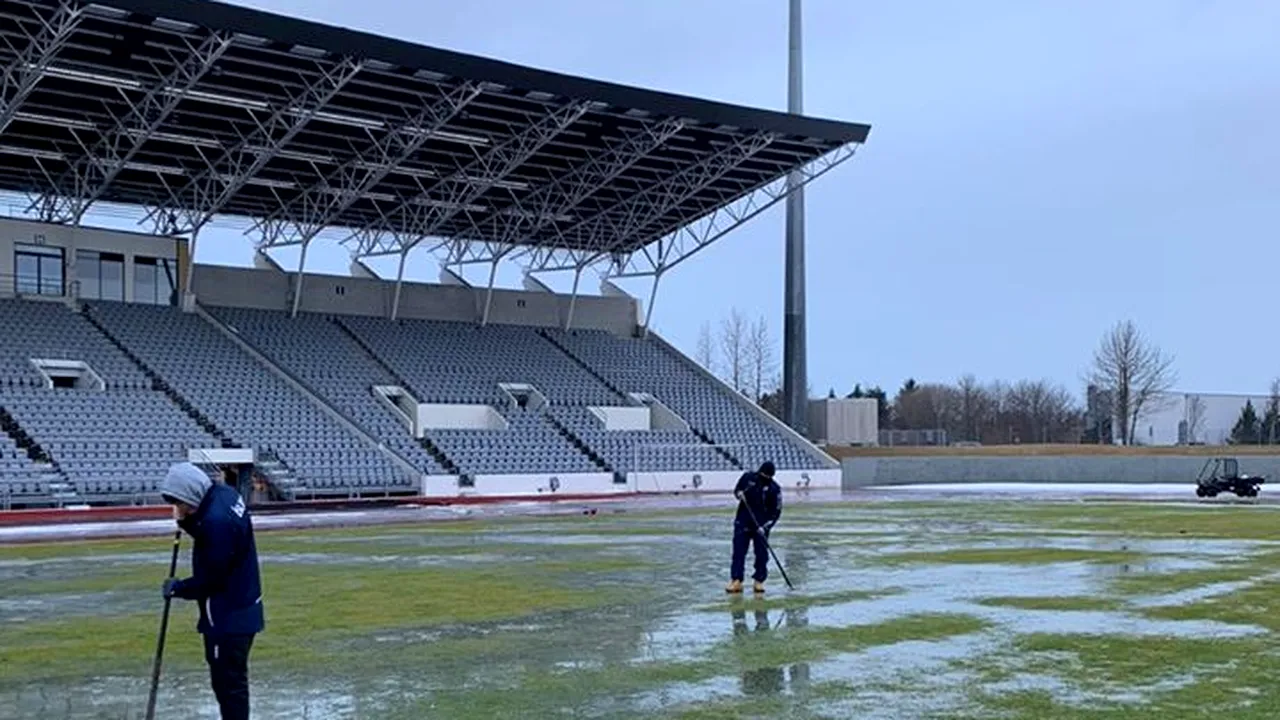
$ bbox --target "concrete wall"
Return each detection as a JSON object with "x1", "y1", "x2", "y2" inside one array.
[
  {"x1": 192, "y1": 264, "x2": 637, "y2": 334},
  {"x1": 424, "y1": 472, "x2": 625, "y2": 497},
  {"x1": 0, "y1": 217, "x2": 186, "y2": 301},
  {"x1": 842, "y1": 454, "x2": 1280, "y2": 488},
  {"x1": 417, "y1": 404, "x2": 506, "y2": 431},
  {"x1": 630, "y1": 469, "x2": 840, "y2": 494}
]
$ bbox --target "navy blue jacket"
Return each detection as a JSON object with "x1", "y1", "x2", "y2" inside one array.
[
  {"x1": 734, "y1": 471, "x2": 782, "y2": 531},
  {"x1": 172, "y1": 483, "x2": 265, "y2": 637}
]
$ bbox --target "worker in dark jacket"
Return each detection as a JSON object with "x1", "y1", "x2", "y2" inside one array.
[
  {"x1": 160, "y1": 462, "x2": 265, "y2": 720},
  {"x1": 726, "y1": 461, "x2": 782, "y2": 594}
]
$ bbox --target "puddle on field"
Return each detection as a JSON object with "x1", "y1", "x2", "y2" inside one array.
[{"x1": 6, "y1": 503, "x2": 1279, "y2": 718}]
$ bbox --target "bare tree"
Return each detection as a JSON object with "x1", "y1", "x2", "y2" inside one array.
[
  {"x1": 695, "y1": 321, "x2": 715, "y2": 373},
  {"x1": 745, "y1": 315, "x2": 778, "y2": 402},
  {"x1": 1088, "y1": 320, "x2": 1177, "y2": 445},
  {"x1": 956, "y1": 374, "x2": 987, "y2": 443},
  {"x1": 1185, "y1": 394, "x2": 1206, "y2": 445},
  {"x1": 719, "y1": 308, "x2": 749, "y2": 393},
  {"x1": 1006, "y1": 379, "x2": 1080, "y2": 443}
]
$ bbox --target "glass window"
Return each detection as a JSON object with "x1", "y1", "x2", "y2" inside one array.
[
  {"x1": 14, "y1": 243, "x2": 64, "y2": 297},
  {"x1": 38, "y1": 254, "x2": 62, "y2": 296},
  {"x1": 134, "y1": 256, "x2": 157, "y2": 305},
  {"x1": 76, "y1": 250, "x2": 100, "y2": 300},
  {"x1": 100, "y1": 252, "x2": 124, "y2": 302},
  {"x1": 15, "y1": 253, "x2": 39, "y2": 295}
]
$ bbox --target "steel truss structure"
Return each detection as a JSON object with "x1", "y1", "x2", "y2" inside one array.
[{"x1": 0, "y1": 0, "x2": 870, "y2": 321}]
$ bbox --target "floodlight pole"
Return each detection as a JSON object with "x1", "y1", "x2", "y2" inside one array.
[
  {"x1": 782, "y1": 0, "x2": 809, "y2": 436},
  {"x1": 390, "y1": 249, "x2": 408, "y2": 321},
  {"x1": 290, "y1": 240, "x2": 311, "y2": 318}
]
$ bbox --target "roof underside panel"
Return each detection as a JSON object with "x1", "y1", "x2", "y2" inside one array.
[{"x1": 0, "y1": 0, "x2": 870, "y2": 262}]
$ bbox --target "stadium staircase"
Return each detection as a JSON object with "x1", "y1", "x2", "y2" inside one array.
[
  {"x1": 540, "y1": 410, "x2": 617, "y2": 477},
  {"x1": 194, "y1": 306, "x2": 424, "y2": 486},
  {"x1": 330, "y1": 314, "x2": 468, "y2": 475},
  {"x1": 81, "y1": 305, "x2": 235, "y2": 449},
  {"x1": 254, "y1": 449, "x2": 299, "y2": 501},
  {"x1": 0, "y1": 405, "x2": 77, "y2": 504},
  {"x1": 330, "y1": 317, "x2": 460, "y2": 475},
  {"x1": 538, "y1": 328, "x2": 744, "y2": 471}
]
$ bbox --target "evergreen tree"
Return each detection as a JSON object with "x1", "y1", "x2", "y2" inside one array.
[{"x1": 1231, "y1": 400, "x2": 1260, "y2": 445}]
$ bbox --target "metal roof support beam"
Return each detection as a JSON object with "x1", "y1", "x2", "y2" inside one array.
[
  {"x1": 607, "y1": 142, "x2": 859, "y2": 279},
  {"x1": 146, "y1": 57, "x2": 363, "y2": 235},
  {"x1": 521, "y1": 247, "x2": 604, "y2": 275},
  {"x1": 252, "y1": 82, "x2": 484, "y2": 249},
  {"x1": 349, "y1": 100, "x2": 591, "y2": 257},
  {"x1": 563, "y1": 264, "x2": 584, "y2": 331},
  {"x1": 390, "y1": 249, "x2": 408, "y2": 321},
  {"x1": 437, "y1": 117, "x2": 686, "y2": 257},
  {"x1": 0, "y1": 0, "x2": 83, "y2": 135},
  {"x1": 290, "y1": 239, "x2": 312, "y2": 318},
  {"x1": 479, "y1": 257, "x2": 500, "y2": 327},
  {"x1": 641, "y1": 271, "x2": 662, "y2": 339},
  {"x1": 553, "y1": 131, "x2": 776, "y2": 257},
  {"x1": 183, "y1": 226, "x2": 201, "y2": 308},
  {"x1": 39, "y1": 32, "x2": 234, "y2": 224}
]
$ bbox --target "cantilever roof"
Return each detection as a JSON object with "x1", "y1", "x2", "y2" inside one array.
[{"x1": 0, "y1": 0, "x2": 870, "y2": 273}]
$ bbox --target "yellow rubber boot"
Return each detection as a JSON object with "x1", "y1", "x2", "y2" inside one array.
[{"x1": 725, "y1": 579, "x2": 743, "y2": 594}]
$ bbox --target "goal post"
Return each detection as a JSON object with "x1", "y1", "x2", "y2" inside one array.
[{"x1": 630, "y1": 442, "x2": 752, "y2": 493}]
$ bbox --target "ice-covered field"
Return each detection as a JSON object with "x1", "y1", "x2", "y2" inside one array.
[{"x1": 3, "y1": 491, "x2": 1280, "y2": 718}]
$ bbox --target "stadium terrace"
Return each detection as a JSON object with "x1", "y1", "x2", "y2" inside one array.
[{"x1": 0, "y1": 0, "x2": 868, "y2": 508}]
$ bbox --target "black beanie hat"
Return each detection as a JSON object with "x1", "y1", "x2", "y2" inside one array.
[{"x1": 759, "y1": 461, "x2": 776, "y2": 477}]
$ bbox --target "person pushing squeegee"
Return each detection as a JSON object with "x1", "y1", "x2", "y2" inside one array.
[{"x1": 725, "y1": 461, "x2": 792, "y2": 594}]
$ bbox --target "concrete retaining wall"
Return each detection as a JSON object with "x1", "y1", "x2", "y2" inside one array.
[{"x1": 841, "y1": 455, "x2": 1280, "y2": 489}]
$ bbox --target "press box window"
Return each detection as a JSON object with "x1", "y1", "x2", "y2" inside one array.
[{"x1": 15, "y1": 243, "x2": 64, "y2": 297}]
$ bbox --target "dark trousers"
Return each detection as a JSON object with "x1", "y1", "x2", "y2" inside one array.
[
  {"x1": 730, "y1": 522, "x2": 769, "y2": 583},
  {"x1": 202, "y1": 633, "x2": 255, "y2": 720}
]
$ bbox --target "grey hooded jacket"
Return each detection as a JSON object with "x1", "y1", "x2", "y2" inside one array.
[{"x1": 161, "y1": 462, "x2": 212, "y2": 508}]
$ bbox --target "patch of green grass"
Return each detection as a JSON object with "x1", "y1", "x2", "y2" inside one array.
[
  {"x1": 1109, "y1": 565, "x2": 1265, "y2": 597},
  {"x1": 1144, "y1": 579, "x2": 1280, "y2": 631},
  {"x1": 1001, "y1": 503, "x2": 1280, "y2": 541},
  {"x1": 874, "y1": 546, "x2": 1141, "y2": 566},
  {"x1": 0, "y1": 561, "x2": 629, "y2": 684},
  {"x1": 1015, "y1": 633, "x2": 1253, "y2": 686},
  {"x1": 968, "y1": 632, "x2": 1280, "y2": 719},
  {"x1": 977, "y1": 595, "x2": 1125, "y2": 612}
]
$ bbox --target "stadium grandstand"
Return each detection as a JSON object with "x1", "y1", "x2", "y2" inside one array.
[{"x1": 0, "y1": 0, "x2": 869, "y2": 508}]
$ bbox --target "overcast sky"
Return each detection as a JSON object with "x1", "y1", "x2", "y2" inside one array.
[{"x1": 186, "y1": 0, "x2": 1279, "y2": 399}]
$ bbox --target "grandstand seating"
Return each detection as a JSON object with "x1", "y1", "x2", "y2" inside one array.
[
  {"x1": 0, "y1": 431, "x2": 55, "y2": 505},
  {"x1": 208, "y1": 306, "x2": 446, "y2": 476},
  {"x1": 0, "y1": 298, "x2": 148, "y2": 389},
  {"x1": 431, "y1": 407, "x2": 602, "y2": 475},
  {"x1": 338, "y1": 315, "x2": 621, "y2": 475},
  {"x1": 0, "y1": 298, "x2": 205, "y2": 504},
  {"x1": 340, "y1": 316, "x2": 621, "y2": 406},
  {"x1": 547, "y1": 406, "x2": 736, "y2": 473},
  {"x1": 543, "y1": 328, "x2": 828, "y2": 471},
  {"x1": 0, "y1": 294, "x2": 827, "y2": 507},
  {"x1": 88, "y1": 302, "x2": 415, "y2": 495},
  {"x1": 0, "y1": 387, "x2": 218, "y2": 499}
]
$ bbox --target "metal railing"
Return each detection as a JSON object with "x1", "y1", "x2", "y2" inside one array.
[{"x1": 0, "y1": 273, "x2": 80, "y2": 301}]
